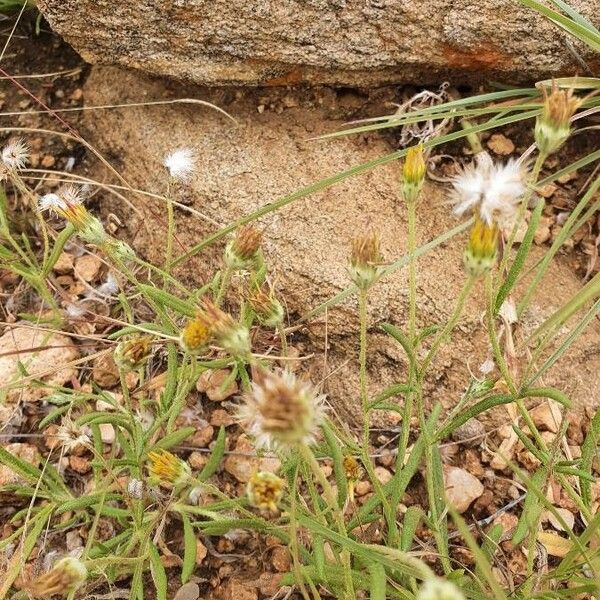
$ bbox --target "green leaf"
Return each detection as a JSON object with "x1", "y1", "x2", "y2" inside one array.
[
  {"x1": 198, "y1": 426, "x2": 226, "y2": 481},
  {"x1": 149, "y1": 542, "x2": 168, "y2": 600},
  {"x1": 181, "y1": 512, "x2": 197, "y2": 584},
  {"x1": 369, "y1": 563, "x2": 387, "y2": 600},
  {"x1": 400, "y1": 505, "x2": 423, "y2": 552},
  {"x1": 151, "y1": 427, "x2": 195, "y2": 453},
  {"x1": 138, "y1": 284, "x2": 196, "y2": 317},
  {"x1": 494, "y1": 198, "x2": 544, "y2": 315},
  {"x1": 513, "y1": 468, "x2": 546, "y2": 545},
  {"x1": 580, "y1": 409, "x2": 600, "y2": 509}
]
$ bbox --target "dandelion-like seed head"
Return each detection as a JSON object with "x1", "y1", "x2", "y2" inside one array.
[
  {"x1": 225, "y1": 225, "x2": 263, "y2": 269},
  {"x1": 417, "y1": 578, "x2": 465, "y2": 600},
  {"x1": 1, "y1": 138, "x2": 29, "y2": 171},
  {"x1": 247, "y1": 471, "x2": 285, "y2": 512},
  {"x1": 197, "y1": 299, "x2": 250, "y2": 357},
  {"x1": 114, "y1": 335, "x2": 153, "y2": 371},
  {"x1": 248, "y1": 283, "x2": 284, "y2": 327},
  {"x1": 164, "y1": 147, "x2": 196, "y2": 182},
  {"x1": 463, "y1": 216, "x2": 499, "y2": 277},
  {"x1": 402, "y1": 143, "x2": 426, "y2": 203},
  {"x1": 349, "y1": 230, "x2": 382, "y2": 289},
  {"x1": 29, "y1": 556, "x2": 88, "y2": 598},
  {"x1": 38, "y1": 185, "x2": 98, "y2": 234},
  {"x1": 452, "y1": 151, "x2": 527, "y2": 228},
  {"x1": 147, "y1": 449, "x2": 191, "y2": 488},
  {"x1": 238, "y1": 368, "x2": 326, "y2": 450},
  {"x1": 52, "y1": 417, "x2": 91, "y2": 454},
  {"x1": 535, "y1": 83, "x2": 582, "y2": 156}
]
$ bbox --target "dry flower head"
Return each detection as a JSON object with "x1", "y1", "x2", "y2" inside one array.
[{"x1": 247, "y1": 471, "x2": 285, "y2": 512}]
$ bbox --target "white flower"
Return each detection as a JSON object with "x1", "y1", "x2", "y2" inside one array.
[
  {"x1": 417, "y1": 579, "x2": 465, "y2": 600},
  {"x1": 1, "y1": 138, "x2": 29, "y2": 170},
  {"x1": 452, "y1": 151, "x2": 527, "y2": 227},
  {"x1": 238, "y1": 368, "x2": 326, "y2": 450},
  {"x1": 163, "y1": 147, "x2": 196, "y2": 181}
]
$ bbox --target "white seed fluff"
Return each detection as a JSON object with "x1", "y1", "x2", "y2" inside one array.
[{"x1": 163, "y1": 147, "x2": 196, "y2": 181}]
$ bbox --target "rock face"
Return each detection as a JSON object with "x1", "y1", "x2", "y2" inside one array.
[
  {"x1": 79, "y1": 66, "x2": 600, "y2": 426},
  {"x1": 39, "y1": 0, "x2": 599, "y2": 86}
]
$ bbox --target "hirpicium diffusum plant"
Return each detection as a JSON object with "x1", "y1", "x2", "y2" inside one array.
[{"x1": 1, "y1": 14, "x2": 598, "y2": 595}]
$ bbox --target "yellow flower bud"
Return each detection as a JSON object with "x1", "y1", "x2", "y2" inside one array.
[
  {"x1": 402, "y1": 144, "x2": 426, "y2": 203},
  {"x1": 225, "y1": 225, "x2": 263, "y2": 269},
  {"x1": 463, "y1": 216, "x2": 498, "y2": 277}
]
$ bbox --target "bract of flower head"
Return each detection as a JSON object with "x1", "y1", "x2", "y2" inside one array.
[
  {"x1": 1, "y1": 138, "x2": 29, "y2": 171},
  {"x1": 463, "y1": 216, "x2": 499, "y2": 277},
  {"x1": 247, "y1": 471, "x2": 285, "y2": 512},
  {"x1": 238, "y1": 368, "x2": 326, "y2": 450},
  {"x1": 147, "y1": 449, "x2": 191, "y2": 488},
  {"x1": 164, "y1": 147, "x2": 196, "y2": 182},
  {"x1": 29, "y1": 556, "x2": 88, "y2": 597},
  {"x1": 452, "y1": 151, "x2": 527, "y2": 228},
  {"x1": 402, "y1": 143, "x2": 426, "y2": 203},
  {"x1": 224, "y1": 224, "x2": 263, "y2": 269},
  {"x1": 349, "y1": 230, "x2": 382, "y2": 289},
  {"x1": 535, "y1": 82, "x2": 582, "y2": 156},
  {"x1": 248, "y1": 283, "x2": 284, "y2": 327},
  {"x1": 197, "y1": 299, "x2": 250, "y2": 357},
  {"x1": 114, "y1": 335, "x2": 153, "y2": 371}
]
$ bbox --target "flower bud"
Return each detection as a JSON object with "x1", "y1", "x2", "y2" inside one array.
[
  {"x1": 463, "y1": 216, "x2": 498, "y2": 277},
  {"x1": 147, "y1": 449, "x2": 191, "y2": 488},
  {"x1": 29, "y1": 557, "x2": 88, "y2": 597},
  {"x1": 535, "y1": 83, "x2": 581, "y2": 156},
  {"x1": 197, "y1": 300, "x2": 251, "y2": 357},
  {"x1": 248, "y1": 284, "x2": 284, "y2": 327},
  {"x1": 114, "y1": 335, "x2": 153, "y2": 371},
  {"x1": 225, "y1": 225, "x2": 263, "y2": 269},
  {"x1": 343, "y1": 454, "x2": 362, "y2": 504},
  {"x1": 247, "y1": 471, "x2": 285, "y2": 512},
  {"x1": 402, "y1": 144, "x2": 426, "y2": 203},
  {"x1": 349, "y1": 231, "x2": 382, "y2": 289}
]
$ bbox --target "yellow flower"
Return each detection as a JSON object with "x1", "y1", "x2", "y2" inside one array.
[
  {"x1": 349, "y1": 230, "x2": 382, "y2": 289},
  {"x1": 402, "y1": 144, "x2": 426, "y2": 203},
  {"x1": 247, "y1": 471, "x2": 285, "y2": 512},
  {"x1": 180, "y1": 316, "x2": 211, "y2": 354},
  {"x1": 147, "y1": 449, "x2": 191, "y2": 488},
  {"x1": 29, "y1": 557, "x2": 87, "y2": 598},
  {"x1": 343, "y1": 454, "x2": 363, "y2": 504},
  {"x1": 535, "y1": 82, "x2": 582, "y2": 155},
  {"x1": 463, "y1": 216, "x2": 498, "y2": 277}
]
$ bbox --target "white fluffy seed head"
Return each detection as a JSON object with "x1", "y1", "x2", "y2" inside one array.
[
  {"x1": 417, "y1": 579, "x2": 465, "y2": 600},
  {"x1": 452, "y1": 151, "x2": 527, "y2": 228},
  {"x1": 1, "y1": 138, "x2": 29, "y2": 170},
  {"x1": 163, "y1": 147, "x2": 196, "y2": 181},
  {"x1": 38, "y1": 193, "x2": 67, "y2": 213}
]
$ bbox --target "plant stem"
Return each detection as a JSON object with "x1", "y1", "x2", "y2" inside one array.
[
  {"x1": 407, "y1": 199, "x2": 418, "y2": 342},
  {"x1": 420, "y1": 276, "x2": 475, "y2": 376},
  {"x1": 215, "y1": 265, "x2": 232, "y2": 307},
  {"x1": 164, "y1": 181, "x2": 174, "y2": 287},
  {"x1": 277, "y1": 321, "x2": 288, "y2": 356},
  {"x1": 359, "y1": 287, "x2": 369, "y2": 423},
  {"x1": 299, "y1": 444, "x2": 355, "y2": 600}
]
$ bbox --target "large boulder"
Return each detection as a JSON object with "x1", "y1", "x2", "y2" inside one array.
[
  {"x1": 39, "y1": 0, "x2": 599, "y2": 87},
  {"x1": 77, "y1": 65, "x2": 600, "y2": 426}
]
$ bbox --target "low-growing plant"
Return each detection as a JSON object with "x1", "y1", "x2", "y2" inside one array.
[{"x1": 0, "y1": 1, "x2": 599, "y2": 599}]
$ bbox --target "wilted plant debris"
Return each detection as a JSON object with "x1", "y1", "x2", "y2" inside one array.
[{"x1": 1, "y1": 6, "x2": 600, "y2": 600}]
